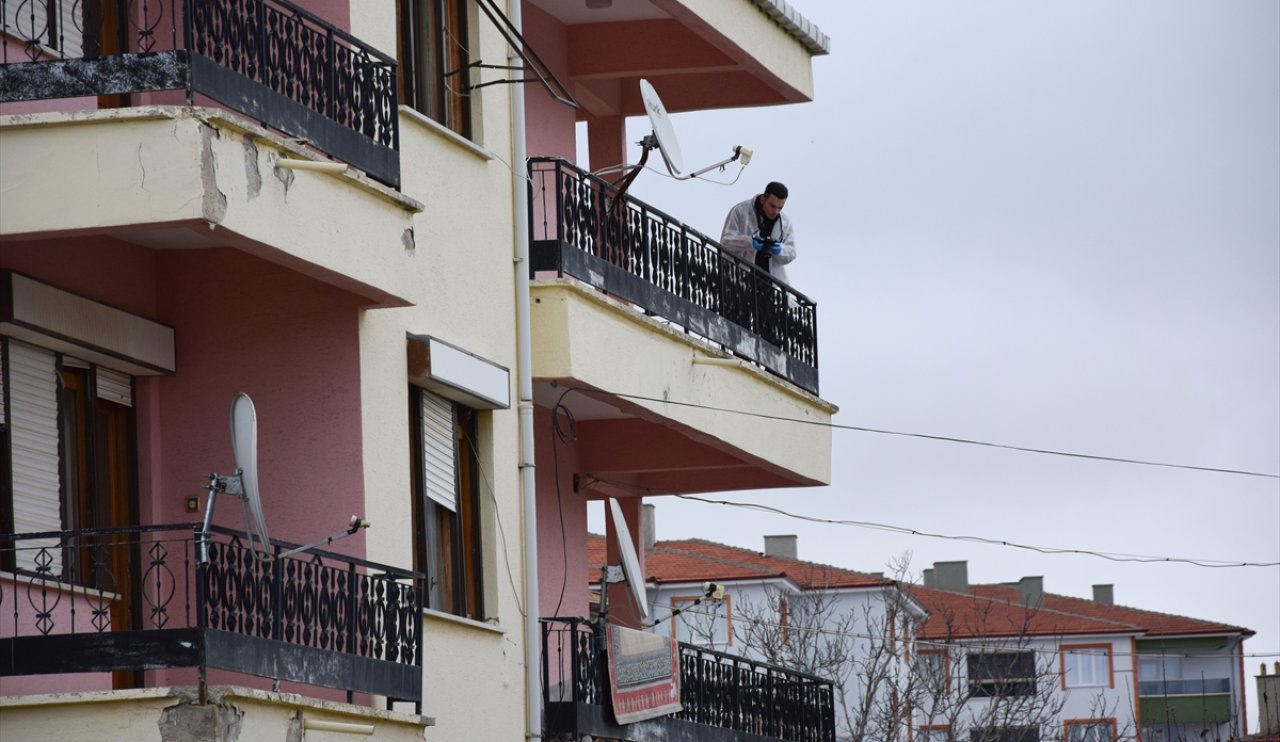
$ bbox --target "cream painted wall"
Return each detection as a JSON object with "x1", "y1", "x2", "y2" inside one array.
[{"x1": 354, "y1": 3, "x2": 529, "y2": 739}]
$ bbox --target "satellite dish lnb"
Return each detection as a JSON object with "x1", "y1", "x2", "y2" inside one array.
[
  {"x1": 606, "y1": 498, "x2": 650, "y2": 621},
  {"x1": 198, "y1": 393, "x2": 370, "y2": 565}
]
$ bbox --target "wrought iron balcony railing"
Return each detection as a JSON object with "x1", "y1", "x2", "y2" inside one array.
[
  {"x1": 542, "y1": 617, "x2": 836, "y2": 742},
  {"x1": 0, "y1": 0, "x2": 399, "y2": 187},
  {"x1": 528, "y1": 158, "x2": 820, "y2": 395},
  {"x1": 0, "y1": 524, "x2": 423, "y2": 710}
]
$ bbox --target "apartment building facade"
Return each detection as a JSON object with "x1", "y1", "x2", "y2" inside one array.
[
  {"x1": 2, "y1": 1, "x2": 834, "y2": 740},
  {"x1": 598, "y1": 529, "x2": 1256, "y2": 742}
]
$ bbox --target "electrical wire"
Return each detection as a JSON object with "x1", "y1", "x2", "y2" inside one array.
[
  {"x1": 555, "y1": 385, "x2": 1279, "y2": 480},
  {"x1": 464, "y1": 431, "x2": 526, "y2": 618},
  {"x1": 547, "y1": 390, "x2": 579, "y2": 619},
  {"x1": 668, "y1": 493, "x2": 1279, "y2": 568},
  {"x1": 661, "y1": 599, "x2": 1279, "y2": 661}
]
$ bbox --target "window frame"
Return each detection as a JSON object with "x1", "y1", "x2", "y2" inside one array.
[
  {"x1": 1064, "y1": 718, "x2": 1117, "y2": 742},
  {"x1": 398, "y1": 0, "x2": 474, "y2": 139},
  {"x1": 671, "y1": 592, "x2": 733, "y2": 647},
  {"x1": 1060, "y1": 643, "x2": 1114, "y2": 689},
  {"x1": 1, "y1": 338, "x2": 138, "y2": 582},
  {"x1": 916, "y1": 647, "x2": 953, "y2": 696},
  {"x1": 916, "y1": 724, "x2": 951, "y2": 742},
  {"x1": 409, "y1": 385, "x2": 484, "y2": 620},
  {"x1": 967, "y1": 650, "x2": 1038, "y2": 698},
  {"x1": 968, "y1": 725, "x2": 1039, "y2": 742}
]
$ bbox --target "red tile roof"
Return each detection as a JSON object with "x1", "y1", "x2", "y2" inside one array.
[
  {"x1": 587, "y1": 534, "x2": 893, "y2": 589},
  {"x1": 969, "y1": 585, "x2": 1254, "y2": 638},
  {"x1": 587, "y1": 534, "x2": 1252, "y2": 641}
]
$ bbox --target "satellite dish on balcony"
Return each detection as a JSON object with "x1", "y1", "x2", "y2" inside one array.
[
  {"x1": 605, "y1": 498, "x2": 650, "y2": 621},
  {"x1": 640, "y1": 78, "x2": 685, "y2": 177},
  {"x1": 636, "y1": 78, "x2": 752, "y2": 181},
  {"x1": 228, "y1": 393, "x2": 270, "y2": 552},
  {"x1": 198, "y1": 393, "x2": 369, "y2": 565}
]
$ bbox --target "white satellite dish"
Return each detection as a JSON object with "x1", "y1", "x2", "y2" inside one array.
[
  {"x1": 636, "y1": 78, "x2": 752, "y2": 181},
  {"x1": 199, "y1": 393, "x2": 369, "y2": 565},
  {"x1": 639, "y1": 78, "x2": 685, "y2": 177},
  {"x1": 228, "y1": 393, "x2": 270, "y2": 552},
  {"x1": 606, "y1": 498, "x2": 649, "y2": 621}
]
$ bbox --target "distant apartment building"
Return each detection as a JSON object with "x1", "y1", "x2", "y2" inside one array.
[{"x1": 590, "y1": 525, "x2": 1256, "y2": 742}]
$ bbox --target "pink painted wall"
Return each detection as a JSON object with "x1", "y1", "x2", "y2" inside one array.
[
  {"x1": 152, "y1": 247, "x2": 367, "y2": 551},
  {"x1": 521, "y1": 2, "x2": 578, "y2": 162},
  {"x1": 2, "y1": 238, "x2": 369, "y2": 700},
  {"x1": 534, "y1": 405, "x2": 590, "y2": 620}
]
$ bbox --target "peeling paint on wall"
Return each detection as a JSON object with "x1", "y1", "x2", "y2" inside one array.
[
  {"x1": 199, "y1": 124, "x2": 227, "y2": 223},
  {"x1": 157, "y1": 698, "x2": 244, "y2": 742},
  {"x1": 243, "y1": 136, "x2": 262, "y2": 201}
]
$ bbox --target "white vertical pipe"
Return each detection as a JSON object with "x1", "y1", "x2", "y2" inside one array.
[{"x1": 508, "y1": 0, "x2": 542, "y2": 738}]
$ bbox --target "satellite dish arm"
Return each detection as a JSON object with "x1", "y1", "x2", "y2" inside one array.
[
  {"x1": 672, "y1": 145, "x2": 752, "y2": 181},
  {"x1": 276, "y1": 516, "x2": 371, "y2": 561}
]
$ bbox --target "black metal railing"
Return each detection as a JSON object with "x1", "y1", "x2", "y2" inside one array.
[
  {"x1": 528, "y1": 158, "x2": 820, "y2": 395},
  {"x1": 542, "y1": 617, "x2": 836, "y2": 742},
  {"x1": 0, "y1": 0, "x2": 399, "y2": 186},
  {"x1": 0, "y1": 524, "x2": 423, "y2": 708}
]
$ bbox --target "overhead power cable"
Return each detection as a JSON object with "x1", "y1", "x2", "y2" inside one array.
[
  {"x1": 669, "y1": 493, "x2": 1279, "y2": 569},
  {"x1": 556, "y1": 386, "x2": 1279, "y2": 480}
]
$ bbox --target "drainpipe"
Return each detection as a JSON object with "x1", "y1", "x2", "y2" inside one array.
[{"x1": 509, "y1": 1, "x2": 542, "y2": 738}]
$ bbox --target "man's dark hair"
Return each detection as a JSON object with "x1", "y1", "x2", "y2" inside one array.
[{"x1": 764, "y1": 181, "x2": 788, "y2": 200}]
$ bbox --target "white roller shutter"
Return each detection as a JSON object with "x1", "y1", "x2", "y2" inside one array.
[
  {"x1": 95, "y1": 367, "x2": 132, "y2": 407},
  {"x1": 420, "y1": 390, "x2": 457, "y2": 512},
  {"x1": 6, "y1": 340, "x2": 63, "y2": 574}
]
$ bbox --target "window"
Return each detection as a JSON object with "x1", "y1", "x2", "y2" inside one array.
[
  {"x1": 673, "y1": 594, "x2": 732, "y2": 647},
  {"x1": 917, "y1": 725, "x2": 951, "y2": 742},
  {"x1": 1062, "y1": 644, "x2": 1112, "y2": 688},
  {"x1": 916, "y1": 649, "x2": 951, "y2": 697},
  {"x1": 1138, "y1": 654, "x2": 1231, "y2": 695},
  {"x1": 968, "y1": 651, "x2": 1037, "y2": 697},
  {"x1": 399, "y1": 0, "x2": 472, "y2": 138},
  {"x1": 1065, "y1": 720, "x2": 1115, "y2": 742},
  {"x1": 1, "y1": 338, "x2": 135, "y2": 585},
  {"x1": 410, "y1": 386, "x2": 483, "y2": 619},
  {"x1": 969, "y1": 726, "x2": 1038, "y2": 742}
]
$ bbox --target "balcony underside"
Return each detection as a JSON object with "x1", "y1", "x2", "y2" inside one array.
[
  {"x1": 0, "y1": 628, "x2": 420, "y2": 701},
  {"x1": 531, "y1": 281, "x2": 834, "y2": 494},
  {"x1": 0, "y1": 107, "x2": 421, "y2": 309}
]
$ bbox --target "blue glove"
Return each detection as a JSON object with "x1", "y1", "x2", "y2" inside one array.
[
  {"x1": 769, "y1": 239, "x2": 782, "y2": 256},
  {"x1": 752, "y1": 233, "x2": 765, "y2": 251}
]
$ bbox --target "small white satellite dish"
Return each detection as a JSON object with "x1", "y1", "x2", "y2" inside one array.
[
  {"x1": 636, "y1": 78, "x2": 752, "y2": 181},
  {"x1": 639, "y1": 78, "x2": 685, "y2": 178},
  {"x1": 229, "y1": 393, "x2": 269, "y2": 552},
  {"x1": 198, "y1": 393, "x2": 369, "y2": 565},
  {"x1": 606, "y1": 498, "x2": 649, "y2": 621}
]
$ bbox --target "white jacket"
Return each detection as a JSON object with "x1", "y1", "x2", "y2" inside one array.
[{"x1": 719, "y1": 196, "x2": 797, "y2": 284}]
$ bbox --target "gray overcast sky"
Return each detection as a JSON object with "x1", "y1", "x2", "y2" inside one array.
[{"x1": 585, "y1": 0, "x2": 1279, "y2": 728}]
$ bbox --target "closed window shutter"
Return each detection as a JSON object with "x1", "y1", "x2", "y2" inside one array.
[
  {"x1": 6, "y1": 340, "x2": 63, "y2": 574},
  {"x1": 95, "y1": 367, "x2": 132, "y2": 407},
  {"x1": 420, "y1": 390, "x2": 457, "y2": 512}
]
